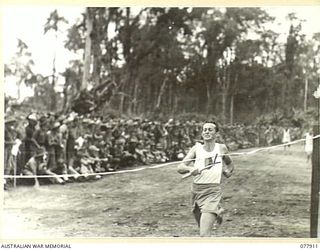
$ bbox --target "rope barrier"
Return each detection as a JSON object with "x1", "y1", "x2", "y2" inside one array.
[
  {"x1": 3, "y1": 161, "x2": 180, "y2": 179},
  {"x1": 227, "y1": 134, "x2": 319, "y2": 156},
  {"x1": 3, "y1": 134, "x2": 319, "y2": 179}
]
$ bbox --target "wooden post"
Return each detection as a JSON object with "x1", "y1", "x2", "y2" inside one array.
[{"x1": 311, "y1": 124, "x2": 320, "y2": 237}]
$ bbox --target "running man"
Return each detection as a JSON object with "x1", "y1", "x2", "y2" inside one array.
[{"x1": 177, "y1": 121, "x2": 234, "y2": 237}]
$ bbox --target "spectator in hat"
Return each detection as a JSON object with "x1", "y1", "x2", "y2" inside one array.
[
  {"x1": 46, "y1": 112, "x2": 56, "y2": 125},
  {"x1": 100, "y1": 122, "x2": 114, "y2": 147},
  {"x1": 121, "y1": 140, "x2": 138, "y2": 168},
  {"x1": 109, "y1": 138, "x2": 126, "y2": 170},
  {"x1": 34, "y1": 116, "x2": 48, "y2": 148},
  {"x1": 24, "y1": 113, "x2": 40, "y2": 164},
  {"x1": 22, "y1": 146, "x2": 66, "y2": 186},
  {"x1": 59, "y1": 117, "x2": 69, "y2": 160}
]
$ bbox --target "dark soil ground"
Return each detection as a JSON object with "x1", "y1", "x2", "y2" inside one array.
[{"x1": 1, "y1": 143, "x2": 312, "y2": 239}]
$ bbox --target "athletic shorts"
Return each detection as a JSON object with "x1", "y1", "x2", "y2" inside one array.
[{"x1": 191, "y1": 183, "x2": 222, "y2": 214}]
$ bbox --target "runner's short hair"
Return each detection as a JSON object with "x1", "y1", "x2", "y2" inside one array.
[{"x1": 203, "y1": 121, "x2": 219, "y2": 132}]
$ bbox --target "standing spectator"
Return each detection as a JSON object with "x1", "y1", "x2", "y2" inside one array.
[
  {"x1": 282, "y1": 126, "x2": 291, "y2": 152},
  {"x1": 16, "y1": 114, "x2": 39, "y2": 176},
  {"x1": 4, "y1": 118, "x2": 18, "y2": 189},
  {"x1": 34, "y1": 116, "x2": 48, "y2": 148},
  {"x1": 264, "y1": 126, "x2": 274, "y2": 147},
  {"x1": 59, "y1": 117, "x2": 69, "y2": 161},
  {"x1": 66, "y1": 116, "x2": 81, "y2": 180},
  {"x1": 46, "y1": 122, "x2": 69, "y2": 182},
  {"x1": 305, "y1": 129, "x2": 313, "y2": 163},
  {"x1": 24, "y1": 113, "x2": 40, "y2": 163}
]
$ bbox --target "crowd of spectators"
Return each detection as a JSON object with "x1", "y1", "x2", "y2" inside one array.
[{"x1": 4, "y1": 111, "x2": 304, "y2": 189}]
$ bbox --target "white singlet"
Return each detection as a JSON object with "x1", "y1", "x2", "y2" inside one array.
[
  {"x1": 193, "y1": 142, "x2": 223, "y2": 184},
  {"x1": 282, "y1": 129, "x2": 291, "y2": 143}
]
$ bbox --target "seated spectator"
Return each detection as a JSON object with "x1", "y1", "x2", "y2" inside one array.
[
  {"x1": 142, "y1": 141, "x2": 157, "y2": 164},
  {"x1": 87, "y1": 145, "x2": 106, "y2": 173},
  {"x1": 135, "y1": 141, "x2": 149, "y2": 164},
  {"x1": 22, "y1": 147, "x2": 65, "y2": 186},
  {"x1": 98, "y1": 141, "x2": 114, "y2": 171},
  {"x1": 74, "y1": 147, "x2": 101, "y2": 180},
  {"x1": 154, "y1": 143, "x2": 169, "y2": 163}
]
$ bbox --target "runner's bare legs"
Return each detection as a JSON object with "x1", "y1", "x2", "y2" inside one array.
[
  {"x1": 199, "y1": 213, "x2": 217, "y2": 237},
  {"x1": 193, "y1": 205, "x2": 201, "y2": 227}
]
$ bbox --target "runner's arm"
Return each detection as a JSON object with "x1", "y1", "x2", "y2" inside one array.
[
  {"x1": 177, "y1": 145, "x2": 198, "y2": 175},
  {"x1": 221, "y1": 144, "x2": 234, "y2": 178}
]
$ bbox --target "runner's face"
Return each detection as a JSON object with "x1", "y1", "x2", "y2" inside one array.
[{"x1": 202, "y1": 123, "x2": 217, "y2": 141}]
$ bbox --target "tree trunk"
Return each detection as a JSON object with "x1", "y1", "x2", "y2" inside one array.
[
  {"x1": 62, "y1": 78, "x2": 69, "y2": 112},
  {"x1": 82, "y1": 7, "x2": 93, "y2": 91},
  {"x1": 50, "y1": 53, "x2": 57, "y2": 111},
  {"x1": 229, "y1": 72, "x2": 238, "y2": 124},
  {"x1": 173, "y1": 94, "x2": 179, "y2": 114},
  {"x1": 205, "y1": 81, "x2": 211, "y2": 115},
  {"x1": 132, "y1": 76, "x2": 140, "y2": 114},
  {"x1": 17, "y1": 82, "x2": 21, "y2": 100},
  {"x1": 156, "y1": 75, "x2": 169, "y2": 110},
  {"x1": 119, "y1": 94, "x2": 125, "y2": 113},
  {"x1": 221, "y1": 88, "x2": 227, "y2": 124},
  {"x1": 92, "y1": 51, "x2": 101, "y2": 87},
  {"x1": 92, "y1": 9, "x2": 108, "y2": 87},
  {"x1": 222, "y1": 66, "x2": 231, "y2": 124},
  {"x1": 127, "y1": 78, "x2": 134, "y2": 116},
  {"x1": 304, "y1": 77, "x2": 308, "y2": 112},
  {"x1": 126, "y1": 70, "x2": 135, "y2": 115},
  {"x1": 230, "y1": 94, "x2": 234, "y2": 124},
  {"x1": 168, "y1": 82, "x2": 173, "y2": 114}
]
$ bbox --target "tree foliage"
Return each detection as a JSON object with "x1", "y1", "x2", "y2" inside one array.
[{"x1": 5, "y1": 7, "x2": 320, "y2": 125}]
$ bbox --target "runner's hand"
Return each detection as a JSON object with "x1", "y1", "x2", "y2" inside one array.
[
  {"x1": 190, "y1": 167, "x2": 200, "y2": 176},
  {"x1": 177, "y1": 163, "x2": 190, "y2": 174},
  {"x1": 223, "y1": 168, "x2": 233, "y2": 178},
  {"x1": 181, "y1": 167, "x2": 200, "y2": 179}
]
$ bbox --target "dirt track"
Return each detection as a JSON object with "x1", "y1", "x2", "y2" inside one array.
[{"x1": 1, "y1": 143, "x2": 312, "y2": 238}]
